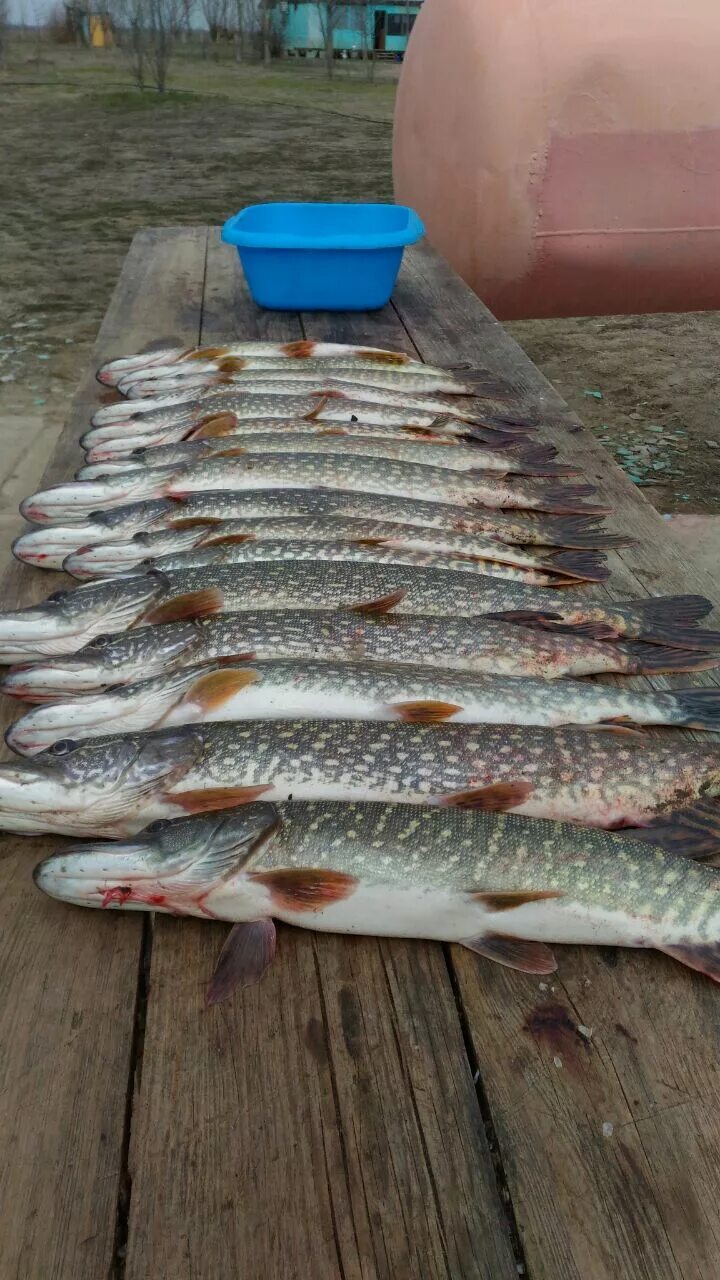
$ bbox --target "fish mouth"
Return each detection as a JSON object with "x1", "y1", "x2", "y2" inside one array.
[
  {"x1": 1, "y1": 620, "x2": 207, "y2": 700},
  {"x1": 2, "y1": 658, "x2": 113, "y2": 701},
  {"x1": 97, "y1": 348, "x2": 187, "y2": 387},
  {"x1": 0, "y1": 577, "x2": 165, "y2": 663},
  {"x1": 0, "y1": 729, "x2": 203, "y2": 836},
  {"x1": 89, "y1": 392, "x2": 197, "y2": 428},
  {"x1": 34, "y1": 804, "x2": 280, "y2": 912},
  {"x1": 12, "y1": 524, "x2": 106, "y2": 569}
]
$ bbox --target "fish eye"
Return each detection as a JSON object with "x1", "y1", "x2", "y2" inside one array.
[
  {"x1": 85, "y1": 634, "x2": 110, "y2": 651},
  {"x1": 48, "y1": 739, "x2": 77, "y2": 756},
  {"x1": 146, "y1": 819, "x2": 171, "y2": 833},
  {"x1": 46, "y1": 589, "x2": 68, "y2": 604}
]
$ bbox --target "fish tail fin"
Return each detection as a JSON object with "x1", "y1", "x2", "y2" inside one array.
[
  {"x1": 544, "y1": 551, "x2": 610, "y2": 583},
  {"x1": 620, "y1": 643, "x2": 720, "y2": 674},
  {"x1": 657, "y1": 942, "x2": 720, "y2": 983},
  {"x1": 512, "y1": 444, "x2": 580, "y2": 477},
  {"x1": 532, "y1": 485, "x2": 611, "y2": 516},
  {"x1": 670, "y1": 690, "x2": 720, "y2": 730},
  {"x1": 617, "y1": 594, "x2": 720, "y2": 649},
  {"x1": 629, "y1": 800, "x2": 720, "y2": 863},
  {"x1": 544, "y1": 516, "x2": 636, "y2": 550}
]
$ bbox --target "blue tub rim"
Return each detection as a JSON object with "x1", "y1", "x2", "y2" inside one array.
[{"x1": 221, "y1": 202, "x2": 425, "y2": 251}]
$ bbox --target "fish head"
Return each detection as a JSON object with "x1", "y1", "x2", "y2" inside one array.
[
  {"x1": 96, "y1": 348, "x2": 188, "y2": 386},
  {"x1": 19, "y1": 467, "x2": 184, "y2": 523},
  {"x1": 33, "y1": 804, "x2": 280, "y2": 917},
  {"x1": 64, "y1": 527, "x2": 206, "y2": 580},
  {"x1": 0, "y1": 573, "x2": 170, "y2": 661},
  {"x1": 1, "y1": 620, "x2": 206, "y2": 700},
  {"x1": 0, "y1": 727, "x2": 204, "y2": 835},
  {"x1": 12, "y1": 522, "x2": 107, "y2": 570}
]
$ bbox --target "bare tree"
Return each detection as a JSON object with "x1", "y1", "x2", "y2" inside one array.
[
  {"x1": 147, "y1": 0, "x2": 182, "y2": 91},
  {"x1": 315, "y1": 1, "x2": 344, "y2": 78},
  {"x1": 0, "y1": 0, "x2": 9, "y2": 68},
  {"x1": 112, "y1": 0, "x2": 148, "y2": 88},
  {"x1": 111, "y1": 0, "x2": 182, "y2": 92},
  {"x1": 354, "y1": 0, "x2": 374, "y2": 79},
  {"x1": 201, "y1": 0, "x2": 229, "y2": 45}
]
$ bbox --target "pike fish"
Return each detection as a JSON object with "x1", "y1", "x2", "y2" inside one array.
[
  {"x1": 4, "y1": 610, "x2": 711, "y2": 702},
  {"x1": 77, "y1": 434, "x2": 575, "y2": 479},
  {"x1": 20, "y1": 457, "x2": 606, "y2": 523},
  {"x1": 13, "y1": 493, "x2": 631, "y2": 572},
  {"x1": 121, "y1": 379, "x2": 487, "y2": 422},
  {"x1": 97, "y1": 341, "x2": 469, "y2": 386},
  {"x1": 9, "y1": 659, "x2": 720, "y2": 755},
  {"x1": 32, "y1": 803, "x2": 720, "y2": 999},
  {"x1": 0, "y1": 720, "x2": 718, "y2": 836},
  {"x1": 0, "y1": 563, "x2": 716, "y2": 663},
  {"x1": 87, "y1": 392, "x2": 532, "y2": 439},
  {"x1": 61, "y1": 515, "x2": 618, "y2": 581},
  {"x1": 116, "y1": 364, "x2": 480, "y2": 398},
  {"x1": 136, "y1": 537, "x2": 609, "y2": 588},
  {"x1": 82, "y1": 415, "x2": 519, "y2": 460}
]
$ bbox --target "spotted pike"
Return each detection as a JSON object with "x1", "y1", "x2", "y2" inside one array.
[
  {"x1": 3, "y1": 610, "x2": 717, "y2": 704},
  {"x1": 12, "y1": 493, "x2": 631, "y2": 571},
  {"x1": 0, "y1": 720, "x2": 718, "y2": 836},
  {"x1": 76, "y1": 433, "x2": 575, "y2": 479},
  {"x1": 0, "y1": 564, "x2": 716, "y2": 664},
  {"x1": 121, "y1": 381, "x2": 486, "y2": 430},
  {"x1": 61, "y1": 515, "x2": 616, "y2": 581},
  {"x1": 116, "y1": 364, "x2": 480, "y2": 398},
  {"x1": 87, "y1": 392, "x2": 532, "y2": 440},
  {"x1": 20, "y1": 457, "x2": 605, "y2": 523},
  {"x1": 8, "y1": 658, "x2": 720, "y2": 755},
  {"x1": 82, "y1": 415, "x2": 518, "y2": 460},
  {"x1": 32, "y1": 803, "x2": 720, "y2": 999},
  {"x1": 132, "y1": 537, "x2": 608, "y2": 588},
  {"x1": 97, "y1": 342, "x2": 470, "y2": 386}
]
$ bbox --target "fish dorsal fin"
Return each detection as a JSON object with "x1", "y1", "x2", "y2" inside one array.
[
  {"x1": 349, "y1": 589, "x2": 406, "y2": 615},
  {"x1": 463, "y1": 932, "x2": 557, "y2": 974},
  {"x1": 207, "y1": 919, "x2": 277, "y2": 1003}
]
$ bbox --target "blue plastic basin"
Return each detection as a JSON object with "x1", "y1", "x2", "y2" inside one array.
[{"x1": 221, "y1": 202, "x2": 425, "y2": 312}]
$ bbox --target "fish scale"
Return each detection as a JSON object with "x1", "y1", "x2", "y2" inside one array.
[{"x1": 0, "y1": 721, "x2": 718, "y2": 837}]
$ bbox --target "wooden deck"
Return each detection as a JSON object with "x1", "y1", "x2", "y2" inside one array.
[{"x1": 1, "y1": 227, "x2": 719, "y2": 1280}]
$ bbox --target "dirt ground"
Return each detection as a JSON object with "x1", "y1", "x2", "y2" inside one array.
[{"x1": 1, "y1": 41, "x2": 718, "y2": 514}]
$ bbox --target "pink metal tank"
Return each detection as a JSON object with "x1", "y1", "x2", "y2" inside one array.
[{"x1": 393, "y1": 0, "x2": 720, "y2": 319}]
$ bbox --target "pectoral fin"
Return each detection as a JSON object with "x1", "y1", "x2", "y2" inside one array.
[
  {"x1": 442, "y1": 781, "x2": 533, "y2": 812},
  {"x1": 207, "y1": 919, "x2": 277, "y2": 1003}
]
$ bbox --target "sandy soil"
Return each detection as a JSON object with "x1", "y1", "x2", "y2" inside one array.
[{"x1": 1, "y1": 42, "x2": 718, "y2": 514}]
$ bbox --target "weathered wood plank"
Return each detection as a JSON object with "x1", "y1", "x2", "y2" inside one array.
[
  {"x1": 394, "y1": 240, "x2": 720, "y2": 1280},
  {"x1": 0, "y1": 226, "x2": 209, "y2": 1279},
  {"x1": 123, "y1": 234, "x2": 519, "y2": 1280}
]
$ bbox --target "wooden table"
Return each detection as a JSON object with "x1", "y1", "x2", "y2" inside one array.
[{"x1": 1, "y1": 227, "x2": 719, "y2": 1280}]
